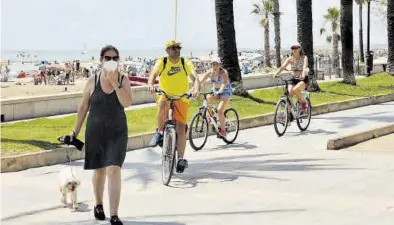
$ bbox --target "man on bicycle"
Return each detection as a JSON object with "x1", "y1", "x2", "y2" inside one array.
[{"x1": 148, "y1": 40, "x2": 200, "y2": 173}]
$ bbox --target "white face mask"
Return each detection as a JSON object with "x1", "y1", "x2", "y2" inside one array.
[{"x1": 102, "y1": 60, "x2": 118, "y2": 71}]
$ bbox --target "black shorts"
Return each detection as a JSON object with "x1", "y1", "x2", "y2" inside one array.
[{"x1": 290, "y1": 76, "x2": 308, "y2": 86}]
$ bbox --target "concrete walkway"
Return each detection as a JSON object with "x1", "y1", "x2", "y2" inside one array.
[{"x1": 1, "y1": 102, "x2": 394, "y2": 225}]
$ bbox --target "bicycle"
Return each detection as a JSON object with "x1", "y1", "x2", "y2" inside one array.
[
  {"x1": 155, "y1": 89, "x2": 192, "y2": 185},
  {"x1": 188, "y1": 92, "x2": 240, "y2": 151},
  {"x1": 273, "y1": 76, "x2": 312, "y2": 137}
]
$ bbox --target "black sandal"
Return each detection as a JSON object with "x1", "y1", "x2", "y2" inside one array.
[{"x1": 94, "y1": 204, "x2": 106, "y2": 220}]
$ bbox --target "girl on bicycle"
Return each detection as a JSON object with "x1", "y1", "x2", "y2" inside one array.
[
  {"x1": 274, "y1": 42, "x2": 309, "y2": 111},
  {"x1": 200, "y1": 58, "x2": 232, "y2": 138}
]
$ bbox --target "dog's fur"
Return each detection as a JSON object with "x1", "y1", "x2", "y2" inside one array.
[{"x1": 59, "y1": 166, "x2": 81, "y2": 211}]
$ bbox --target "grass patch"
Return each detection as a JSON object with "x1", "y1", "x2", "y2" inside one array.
[
  {"x1": 250, "y1": 87, "x2": 355, "y2": 106},
  {"x1": 1, "y1": 73, "x2": 394, "y2": 156},
  {"x1": 319, "y1": 73, "x2": 394, "y2": 97}
]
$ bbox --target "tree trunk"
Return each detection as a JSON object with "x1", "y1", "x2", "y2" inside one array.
[
  {"x1": 296, "y1": 0, "x2": 320, "y2": 92},
  {"x1": 359, "y1": 4, "x2": 365, "y2": 63},
  {"x1": 333, "y1": 33, "x2": 340, "y2": 77},
  {"x1": 273, "y1": 0, "x2": 281, "y2": 68},
  {"x1": 340, "y1": 0, "x2": 356, "y2": 84},
  {"x1": 215, "y1": 0, "x2": 246, "y2": 95},
  {"x1": 387, "y1": 0, "x2": 394, "y2": 75},
  {"x1": 264, "y1": 14, "x2": 272, "y2": 68}
]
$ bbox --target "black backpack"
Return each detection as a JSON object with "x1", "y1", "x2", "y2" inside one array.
[{"x1": 159, "y1": 57, "x2": 188, "y2": 76}]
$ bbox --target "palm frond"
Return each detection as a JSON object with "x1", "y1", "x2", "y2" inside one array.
[
  {"x1": 332, "y1": 22, "x2": 339, "y2": 33},
  {"x1": 251, "y1": 4, "x2": 261, "y2": 14},
  {"x1": 259, "y1": 18, "x2": 269, "y2": 27},
  {"x1": 263, "y1": 0, "x2": 274, "y2": 12},
  {"x1": 326, "y1": 36, "x2": 333, "y2": 43}
]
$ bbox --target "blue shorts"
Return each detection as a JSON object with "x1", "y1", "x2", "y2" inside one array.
[{"x1": 212, "y1": 88, "x2": 232, "y2": 99}]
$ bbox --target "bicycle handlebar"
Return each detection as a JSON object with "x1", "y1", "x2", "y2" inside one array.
[
  {"x1": 200, "y1": 91, "x2": 215, "y2": 96},
  {"x1": 154, "y1": 88, "x2": 192, "y2": 100}
]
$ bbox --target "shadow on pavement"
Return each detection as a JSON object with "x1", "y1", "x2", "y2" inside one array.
[
  {"x1": 207, "y1": 141, "x2": 259, "y2": 151},
  {"x1": 38, "y1": 208, "x2": 306, "y2": 225},
  {"x1": 169, "y1": 154, "x2": 362, "y2": 188},
  {"x1": 287, "y1": 128, "x2": 337, "y2": 136},
  {"x1": 62, "y1": 152, "x2": 362, "y2": 190},
  {"x1": 134, "y1": 208, "x2": 306, "y2": 218},
  {"x1": 41, "y1": 221, "x2": 185, "y2": 225}
]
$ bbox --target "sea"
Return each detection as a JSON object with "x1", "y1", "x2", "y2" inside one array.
[{"x1": 0, "y1": 48, "x2": 214, "y2": 62}]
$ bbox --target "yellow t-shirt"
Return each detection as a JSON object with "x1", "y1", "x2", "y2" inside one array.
[{"x1": 154, "y1": 57, "x2": 195, "y2": 102}]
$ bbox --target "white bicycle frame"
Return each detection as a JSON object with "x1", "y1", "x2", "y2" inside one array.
[{"x1": 203, "y1": 97, "x2": 220, "y2": 132}]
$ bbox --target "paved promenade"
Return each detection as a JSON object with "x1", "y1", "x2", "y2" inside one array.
[{"x1": 1, "y1": 102, "x2": 394, "y2": 225}]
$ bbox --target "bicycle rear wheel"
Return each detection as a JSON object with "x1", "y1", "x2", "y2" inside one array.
[
  {"x1": 161, "y1": 126, "x2": 177, "y2": 185},
  {"x1": 189, "y1": 112, "x2": 209, "y2": 151},
  {"x1": 296, "y1": 98, "x2": 312, "y2": 131},
  {"x1": 223, "y1": 108, "x2": 239, "y2": 144},
  {"x1": 274, "y1": 99, "x2": 289, "y2": 137}
]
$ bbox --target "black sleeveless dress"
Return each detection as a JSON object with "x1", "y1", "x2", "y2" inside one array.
[{"x1": 84, "y1": 73, "x2": 128, "y2": 170}]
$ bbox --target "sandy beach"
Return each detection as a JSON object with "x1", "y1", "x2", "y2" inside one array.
[{"x1": 0, "y1": 78, "x2": 87, "y2": 99}]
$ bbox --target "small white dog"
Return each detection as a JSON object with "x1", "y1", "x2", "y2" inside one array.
[{"x1": 59, "y1": 166, "x2": 81, "y2": 211}]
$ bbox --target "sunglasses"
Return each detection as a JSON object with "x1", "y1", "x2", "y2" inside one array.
[
  {"x1": 169, "y1": 46, "x2": 182, "y2": 51},
  {"x1": 104, "y1": 56, "x2": 120, "y2": 61},
  {"x1": 291, "y1": 46, "x2": 300, "y2": 50}
]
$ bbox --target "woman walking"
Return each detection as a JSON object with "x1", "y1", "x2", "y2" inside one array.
[{"x1": 71, "y1": 45, "x2": 132, "y2": 225}]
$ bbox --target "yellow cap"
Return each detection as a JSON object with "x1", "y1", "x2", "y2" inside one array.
[{"x1": 165, "y1": 40, "x2": 181, "y2": 49}]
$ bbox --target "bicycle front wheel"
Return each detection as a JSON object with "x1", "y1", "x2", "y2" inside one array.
[
  {"x1": 189, "y1": 112, "x2": 209, "y2": 151},
  {"x1": 223, "y1": 108, "x2": 239, "y2": 144},
  {"x1": 296, "y1": 98, "x2": 312, "y2": 131},
  {"x1": 274, "y1": 99, "x2": 289, "y2": 137},
  {"x1": 161, "y1": 126, "x2": 177, "y2": 186}
]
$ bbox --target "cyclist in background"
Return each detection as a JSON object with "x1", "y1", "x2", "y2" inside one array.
[
  {"x1": 199, "y1": 58, "x2": 232, "y2": 138},
  {"x1": 274, "y1": 42, "x2": 309, "y2": 112},
  {"x1": 147, "y1": 40, "x2": 200, "y2": 173}
]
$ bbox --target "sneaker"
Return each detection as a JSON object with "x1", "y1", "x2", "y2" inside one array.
[
  {"x1": 218, "y1": 129, "x2": 227, "y2": 138},
  {"x1": 176, "y1": 159, "x2": 188, "y2": 173},
  {"x1": 301, "y1": 102, "x2": 307, "y2": 110},
  {"x1": 110, "y1": 215, "x2": 123, "y2": 225},
  {"x1": 94, "y1": 204, "x2": 106, "y2": 220},
  {"x1": 149, "y1": 132, "x2": 163, "y2": 147}
]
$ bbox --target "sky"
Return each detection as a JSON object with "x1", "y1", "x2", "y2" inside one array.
[{"x1": 0, "y1": 0, "x2": 389, "y2": 52}]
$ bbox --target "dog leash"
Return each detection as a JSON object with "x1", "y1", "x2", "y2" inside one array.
[{"x1": 65, "y1": 147, "x2": 76, "y2": 176}]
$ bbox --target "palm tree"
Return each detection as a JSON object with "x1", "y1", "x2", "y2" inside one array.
[
  {"x1": 388, "y1": 0, "x2": 394, "y2": 75},
  {"x1": 215, "y1": 0, "x2": 245, "y2": 95},
  {"x1": 341, "y1": 0, "x2": 356, "y2": 84},
  {"x1": 296, "y1": 0, "x2": 320, "y2": 92},
  {"x1": 355, "y1": 0, "x2": 366, "y2": 63},
  {"x1": 251, "y1": 0, "x2": 273, "y2": 68},
  {"x1": 272, "y1": 0, "x2": 282, "y2": 68},
  {"x1": 320, "y1": 7, "x2": 341, "y2": 77}
]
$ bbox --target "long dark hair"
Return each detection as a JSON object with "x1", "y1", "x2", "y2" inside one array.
[{"x1": 100, "y1": 45, "x2": 119, "y2": 59}]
